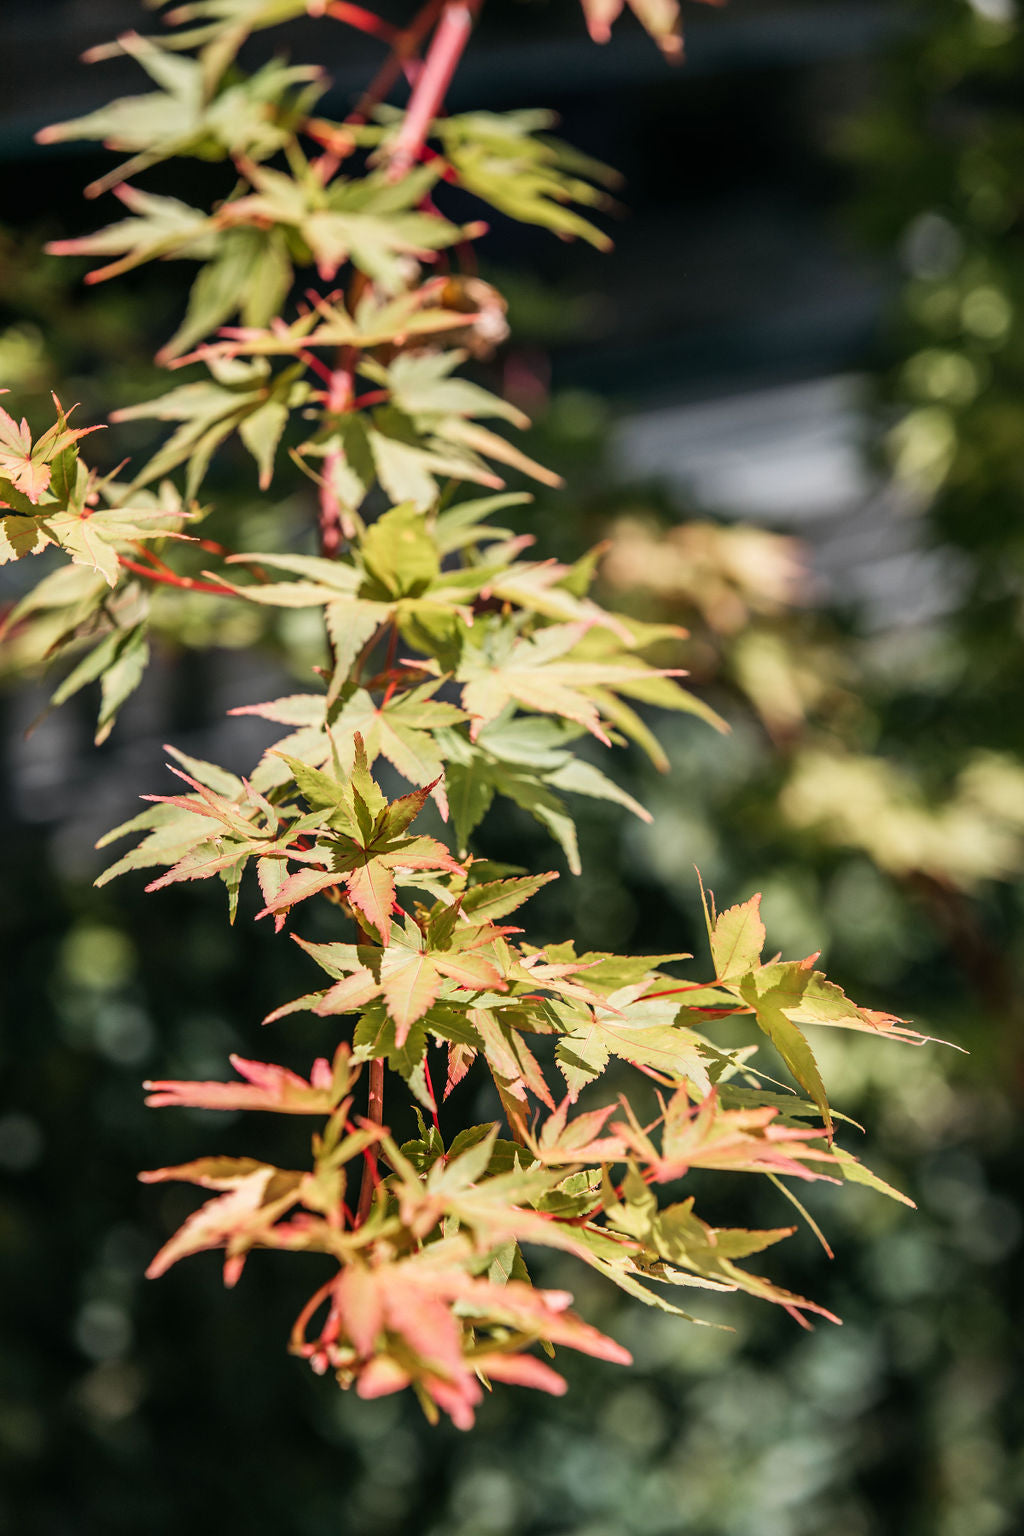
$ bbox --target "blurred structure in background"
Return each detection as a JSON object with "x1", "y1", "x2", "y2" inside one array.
[{"x1": 2, "y1": 2, "x2": 1022, "y2": 1534}]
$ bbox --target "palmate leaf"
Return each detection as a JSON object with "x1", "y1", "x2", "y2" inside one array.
[
  {"x1": 144, "y1": 1047, "x2": 351, "y2": 1115},
  {"x1": 699, "y1": 885, "x2": 932, "y2": 1136},
  {"x1": 218, "y1": 161, "x2": 467, "y2": 289},
  {"x1": 316, "y1": 926, "x2": 507, "y2": 1046},
  {"x1": 183, "y1": 285, "x2": 476, "y2": 366},
  {"x1": 218, "y1": 513, "x2": 631, "y2": 696},
  {"x1": 1, "y1": 401, "x2": 192, "y2": 587},
  {"x1": 294, "y1": 1242, "x2": 631, "y2": 1430},
  {"x1": 48, "y1": 621, "x2": 151, "y2": 745},
  {"x1": 438, "y1": 714, "x2": 653, "y2": 871},
  {"x1": 96, "y1": 746, "x2": 323, "y2": 920},
  {"x1": 46, "y1": 186, "x2": 215, "y2": 283},
  {"x1": 38, "y1": 40, "x2": 322, "y2": 194},
  {"x1": 450, "y1": 620, "x2": 690, "y2": 747},
  {"x1": 0, "y1": 394, "x2": 102, "y2": 508},
  {"x1": 260, "y1": 743, "x2": 464, "y2": 942},
  {"x1": 301, "y1": 357, "x2": 562, "y2": 516},
  {"x1": 111, "y1": 358, "x2": 311, "y2": 494},
  {"x1": 605, "y1": 1169, "x2": 837, "y2": 1326},
  {"x1": 141, "y1": 1162, "x2": 305, "y2": 1282},
  {"x1": 89, "y1": 3, "x2": 328, "y2": 95},
  {"x1": 234, "y1": 677, "x2": 467, "y2": 816},
  {"x1": 611, "y1": 1084, "x2": 840, "y2": 1184},
  {"x1": 48, "y1": 190, "x2": 294, "y2": 362},
  {"x1": 552, "y1": 983, "x2": 715, "y2": 1101},
  {"x1": 348, "y1": 108, "x2": 618, "y2": 250},
  {"x1": 435, "y1": 110, "x2": 618, "y2": 250}
]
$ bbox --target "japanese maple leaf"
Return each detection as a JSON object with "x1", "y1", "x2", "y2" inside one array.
[
  {"x1": 140, "y1": 1160, "x2": 305, "y2": 1283},
  {"x1": 553, "y1": 982, "x2": 716, "y2": 1102},
  {"x1": 700, "y1": 887, "x2": 927, "y2": 1137},
  {"x1": 606, "y1": 1169, "x2": 840, "y2": 1327},
  {"x1": 144, "y1": 1049, "x2": 348, "y2": 1115},
  {"x1": 263, "y1": 739, "x2": 463, "y2": 941},
  {"x1": 314, "y1": 907, "x2": 509, "y2": 1045},
  {"x1": 529, "y1": 1099, "x2": 629, "y2": 1166},
  {"x1": 234, "y1": 677, "x2": 467, "y2": 817},
  {"x1": 612, "y1": 1085, "x2": 839, "y2": 1184},
  {"x1": 295, "y1": 1246, "x2": 630, "y2": 1430},
  {"x1": 0, "y1": 393, "x2": 101, "y2": 506},
  {"x1": 454, "y1": 621, "x2": 685, "y2": 745}
]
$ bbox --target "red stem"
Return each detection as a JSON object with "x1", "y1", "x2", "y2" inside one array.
[
  {"x1": 118, "y1": 556, "x2": 237, "y2": 598},
  {"x1": 422, "y1": 1054, "x2": 441, "y2": 1133},
  {"x1": 325, "y1": 1, "x2": 399, "y2": 43},
  {"x1": 386, "y1": 0, "x2": 481, "y2": 182},
  {"x1": 348, "y1": 0, "x2": 446, "y2": 126},
  {"x1": 355, "y1": 1057, "x2": 386, "y2": 1224},
  {"x1": 318, "y1": 363, "x2": 354, "y2": 558}
]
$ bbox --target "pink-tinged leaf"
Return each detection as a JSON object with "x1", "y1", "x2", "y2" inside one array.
[
  {"x1": 259, "y1": 865, "x2": 344, "y2": 916},
  {"x1": 446, "y1": 1041, "x2": 477, "y2": 1097},
  {"x1": 380, "y1": 837, "x2": 465, "y2": 878},
  {"x1": 614, "y1": 1086, "x2": 838, "y2": 1184},
  {"x1": 534, "y1": 1099, "x2": 626, "y2": 1163},
  {"x1": 346, "y1": 858, "x2": 397, "y2": 944},
  {"x1": 143, "y1": 1167, "x2": 279, "y2": 1279},
  {"x1": 355, "y1": 1355, "x2": 411, "y2": 1399},
  {"x1": 139, "y1": 1156, "x2": 272, "y2": 1191},
  {"x1": 473, "y1": 1351, "x2": 568, "y2": 1396},
  {"x1": 5, "y1": 456, "x2": 51, "y2": 504},
  {"x1": 435, "y1": 950, "x2": 506, "y2": 994},
  {"x1": 0, "y1": 409, "x2": 48, "y2": 501},
  {"x1": 315, "y1": 969, "x2": 383, "y2": 1017},
  {"x1": 380, "y1": 949, "x2": 442, "y2": 1044},
  {"x1": 143, "y1": 1054, "x2": 336, "y2": 1115},
  {"x1": 424, "y1": 1378, "x2": 482, "y2": 1431},
  {"x1": 580, "y1": 0, "x2": 722, "y2": 59},
  {"x1": 336, "y1": 1264, "x2": 385, "y2": 1357},
  {"x1": 222, "y1": 1254, "x2": 248, "y2": 1289},
  {"x1": 383, "y1": 1276, "x2": 466, "y2": 1378},
  {"x1": 381, "y1": 777, "x2": 440, "y2": 838}
]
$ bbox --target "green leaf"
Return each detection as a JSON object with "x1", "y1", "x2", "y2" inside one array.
[
  {"x1": 739, "y1": 972, "x2": 832, "y2": 1136},
  {"x1": 710, "y1": 894, "x2": 766, "y2": 980},
  {"x1": 360, "y1": 504, "x2": 441, "y2": 596}
]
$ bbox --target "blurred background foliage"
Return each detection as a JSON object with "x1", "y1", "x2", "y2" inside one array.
[{"x1": 2, "y1": 0, "x2": 1024, "y2": 1533}]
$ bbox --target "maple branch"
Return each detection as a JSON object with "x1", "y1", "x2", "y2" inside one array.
[
  {"x1": 355, "y1": 1057, "x2": 386, "y2": 1223},
  {"x1": 118, "y1": 555, "x2": 237, "y2": 599},
  {"x1": 422, "y1": 1053, "x2": 441, "y2": 1132},
  {"x1": 325, "y1": 1, "x2": 399, "y2": 43},
  {"x1": 318, "y1": 363, "x2": 354, "y2": 559},
  {"x1": 348, "y1": 0, "x2": 446, "y2": 126},
  {"x1": 386, "y1": 0, "x2": 482, "y2": 182}
]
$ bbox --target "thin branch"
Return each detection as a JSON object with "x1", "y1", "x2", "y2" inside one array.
[
  {"x1": 355, "y1": 1057, "x2": 386, "y2": 1223},
  {"x1": 117, "y1": 555, "x2": 237, "y2": 598},
  {"x1": 325, "y1": 1, "x2": 399, "y2": 43},
  {"x1": 387, "y1": 0, "x2": 481, "y2": 182},
  {"x1": 348, "y1": 0, "x2": 446, "y2": 126},
  {"x1": 318, "y1": 362, "x2": 354, "y2": 559}
]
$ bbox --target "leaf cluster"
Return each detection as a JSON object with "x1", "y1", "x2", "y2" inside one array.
[{"x1": 1, "y1": 0, "x2": 936, "y2": 1429}]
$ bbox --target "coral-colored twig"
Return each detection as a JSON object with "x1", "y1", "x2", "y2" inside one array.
[
  {"x1": 348, "y1": 0, "x2": 446, "y2": 125},
  {"x1": 355, "y1": 1058, "x2": 386, "y2": 1224},
  {"x1": 387, "y1": 0, "x2": 481, "y2": 182},
  {"x1": 118, "y1": 556, "x2": 237, "y2": 598},
  {"x1": 325, "y1": 1, "x2": 399, "y2": 43}
]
